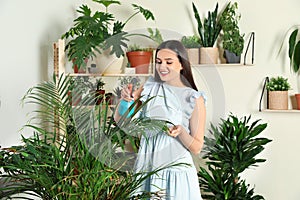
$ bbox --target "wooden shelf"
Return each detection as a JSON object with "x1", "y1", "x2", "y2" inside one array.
[
  {"x1": 68, "y1": 73, "x2": 153, "y2": 77},
  {"x1": 261, "y1": 109, "x2": 300, "y2": 113},
  {"x1": 193, "y1": 63, "x2": 254, "y2": 67}
]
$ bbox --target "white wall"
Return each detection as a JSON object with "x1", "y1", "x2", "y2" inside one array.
[{"x1": 1, "y1": 0, "x2": 300, "y2": 199}]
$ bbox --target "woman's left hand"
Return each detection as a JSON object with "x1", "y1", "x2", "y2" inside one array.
[{"x1": 168, "y1": 125, "x2": 185, "y2": 138}]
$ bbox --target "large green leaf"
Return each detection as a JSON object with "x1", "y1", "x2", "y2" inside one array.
[
  {"x1": 288, "y1": 29, "x2": 298, "y2": 59},
  {"x1": 293, "y1": 41, "x2": 300, "y2": 73}
]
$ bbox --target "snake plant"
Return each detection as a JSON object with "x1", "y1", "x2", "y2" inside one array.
[{"x1": 192, "y1": 2, "x2": 223, "y2": 47}]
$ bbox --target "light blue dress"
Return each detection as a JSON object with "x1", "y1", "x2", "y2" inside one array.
[{"x1": 134, "y1": 76, "x2": 206, "y2": 200}]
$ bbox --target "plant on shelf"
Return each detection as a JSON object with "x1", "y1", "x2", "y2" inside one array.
[
  {"x1": 198, "y1": 114, "x2": 271, "y2": 200},
  {"x1": 181, "y1": 35, "x2": 201, "y2": 48},
  {"x1": 181, "y1": 35, "x2": 201, "y2": 64},
  {"x1": 279, "y1": 25, "x2": 300, "y2": 109},
  {"x1": 219, "y1": 2, "x2": 245, "y2": 63},
  {"x1": 280, "y1": 26, "x2": 300, "y2": 73},
  {"x1": 192, "y1": 2, "x2": 228, "y2": 64},
  {"x1": 0, "y1": 74, "x2": 177, "y2": 199},
  {"x1": 192, "y1": 2, "x2": 222, "y2": 47},
  {"x1": 68, "y1": 76, "x2": 93, "y2": 105},
  {"x1": 266, "y1": 76, "x2": 291, "y2": 91},
  {"x1": 94, "y1": 78, "x2": 106, "y2": 105},
  {"x1": 126, "y1": 44, "x2": 154, "y2": 74},
  {"x1": 113, "y1": 76, "x2": 141, "y2": 99},
  {"x1": 61, "y1": 0, "x2": 155, "y2": 72},
  {"x1": 266, "y1": 76, "x2": 291, "y2": 110}
]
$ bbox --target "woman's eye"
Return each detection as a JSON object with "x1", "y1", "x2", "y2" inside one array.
[
  {"x1": 155, "y1": 60, "x2": 162, "y2": 64},
  {"x1": 166, "y1": 62, "x2": 173, "y2": 65}
]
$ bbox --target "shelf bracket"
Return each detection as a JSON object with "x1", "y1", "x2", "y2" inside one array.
[
  {"x1": 243, "y1": 32, "x2": 255, "y2": 65},
  {"x1": 259, "y1": 76, "x2": 269, "y2": 112}
]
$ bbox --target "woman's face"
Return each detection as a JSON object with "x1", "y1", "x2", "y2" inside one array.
[{"x1": 155, "y1": 49, "x2": 183, "y2": 85}]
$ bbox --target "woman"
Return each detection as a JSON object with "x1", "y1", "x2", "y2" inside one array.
[{"x1": 115, "y1": 40, "x2": 206, "y2": 199}]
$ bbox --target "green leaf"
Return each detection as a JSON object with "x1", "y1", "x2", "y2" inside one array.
[
  {"x1": 92, "y1": 0, "x2": 121, "y2": 8},
  {"x1": 288, "y1": 29, "x2": 298, "y2": 59},
  {"x1": 293, "y1": 41, "x2": 300, "y2": 73},
  {"x1": 132, "y1": 4, "x2": 155, "y2": 21}
]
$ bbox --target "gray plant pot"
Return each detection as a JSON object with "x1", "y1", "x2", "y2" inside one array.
[{"x1": 224, "y1": 49, "x2": 241, "y2": 64}]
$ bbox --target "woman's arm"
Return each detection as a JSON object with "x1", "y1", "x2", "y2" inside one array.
[{"x1": 169, "y1": 96, "x2": 206, "y2": 154}]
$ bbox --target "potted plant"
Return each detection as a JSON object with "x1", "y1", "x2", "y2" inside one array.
[
  {"x1": 0, "y1": 74, "x2": 176, "y2": 199},
  {"x1": 68, "y1": 76, "x2": 93, "y2": 106},
  {"x1": 219, "y1": 2, "x2": 245, "y2": 63},
  {"x1": 266, "y1": 76, "x2": 291, "y2": 110},
  {"x1": 126, "y1": 44, "x2": 153, "y2": 74},
  {"x1": 181, "y1": 35, "x2": 201, "y2": 65},
  {"x1": 125, "y1": 28, "x2": 163, "y2": 74},
  {"x1": 279, "y1": 26, "x2": 300, "y2": 109},
  {"x1": 61, "y1": 0, "x2": 155, "y2": 73},
  {"x1": 192, "y1": 2, "x2": 227, "y2": 64},
  {"x1": 94, "y1": 78, "x2": 106, "y2": 105},
  {"x1": 198, "y1": 114, "x2": 271, "y2": 199},
  {"x1": 113, "y1": 76, "x2": 141, "y2": 100}
]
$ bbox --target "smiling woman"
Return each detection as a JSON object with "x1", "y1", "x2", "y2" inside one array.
[
  {"x1": 114, "y1": 40, "x2": 207, "y2": 199},
  {"x1": 155, "y1": 49, "x2": 184, "y2": 86}
]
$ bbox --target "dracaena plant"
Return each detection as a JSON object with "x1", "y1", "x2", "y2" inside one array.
[
  {"x1": 0, "y1": 74, "x2": 179, "y2": 200},
  {"x1": 198, "y1": 114, "x2": 271, "y2": 200}
]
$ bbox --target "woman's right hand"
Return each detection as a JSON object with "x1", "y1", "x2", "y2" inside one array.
[{"x1": 121, "y1": 84, "x2": 133, "y2": 102}]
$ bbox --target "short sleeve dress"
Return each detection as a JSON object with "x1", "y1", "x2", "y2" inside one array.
[{"x1": 134, "y1": 76, "x2": 206, "y2": 200}]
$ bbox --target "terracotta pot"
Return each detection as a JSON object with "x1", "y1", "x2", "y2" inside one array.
[
  {"x1": 126, "y1": 51, "x2": 152, "y2": 74},
  {"x1": 200, "y1": 47, "x2": 219, "y2": 64},
  {"x1": 186, "y1": 48, "x2": 200, "y2": 65},
  {"x1": 72, "y1": 58, "x2": 88, "y2": 73},
  {"x1": 268, "y1": 91, "x2": 288, "y2": 110},
  {"x1": 295, "y1": 93, "x2": 300, "y2": 110}
]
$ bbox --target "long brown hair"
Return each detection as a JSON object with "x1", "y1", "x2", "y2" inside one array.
[{"x1": 154, "y1": 40, "x2": 198, "y2": 91}]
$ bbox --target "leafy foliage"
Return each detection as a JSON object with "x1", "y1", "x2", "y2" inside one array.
[
  {"x1": 181, "y1": 35, "x2": 201, "y2": 48},
  {"x1": 219, "y1": 2, "x2": 244, "y2": 56},
  {"x1": 61, "y1": 0, "x2": 155, "y2": 69},
  {"x1": 192, "y1": 2, "x2": 223, "y2": 47},
  {"x1": 266, "y1": 76, "x2": 291, "y2": 91},
  {"x1": 0, "y1": 74, "x2": 175, "y2": 200},
  {"x1": 288, "y1": 28, "x2": 300, "y2": 73},
  {"x1": 198, "y1": 114, "x2": 271, "y2": 200}
]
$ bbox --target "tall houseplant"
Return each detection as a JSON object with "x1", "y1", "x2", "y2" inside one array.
[
  {"x1": 61, "y1": 0, "x2": 155, "y2": 72},
  {"x1": 279, "y1": 25, "x2": 300, "y2": 109},
  {"x1": 0, "y1": 74, "x2": 176, "y2": 199},
  {"x1": 192, "y1": 2, "x2": 225, "y2": 64},
  {"x1": 219, "y1": 2, "x2": 245, "y2": 63},
  {"x1": 198, "y1": 114, "x2": 271, "y2": 199}
]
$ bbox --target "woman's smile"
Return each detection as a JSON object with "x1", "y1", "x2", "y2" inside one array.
[{"x1": 155, "y1": 49, "x2": 184, "y2": 86}]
